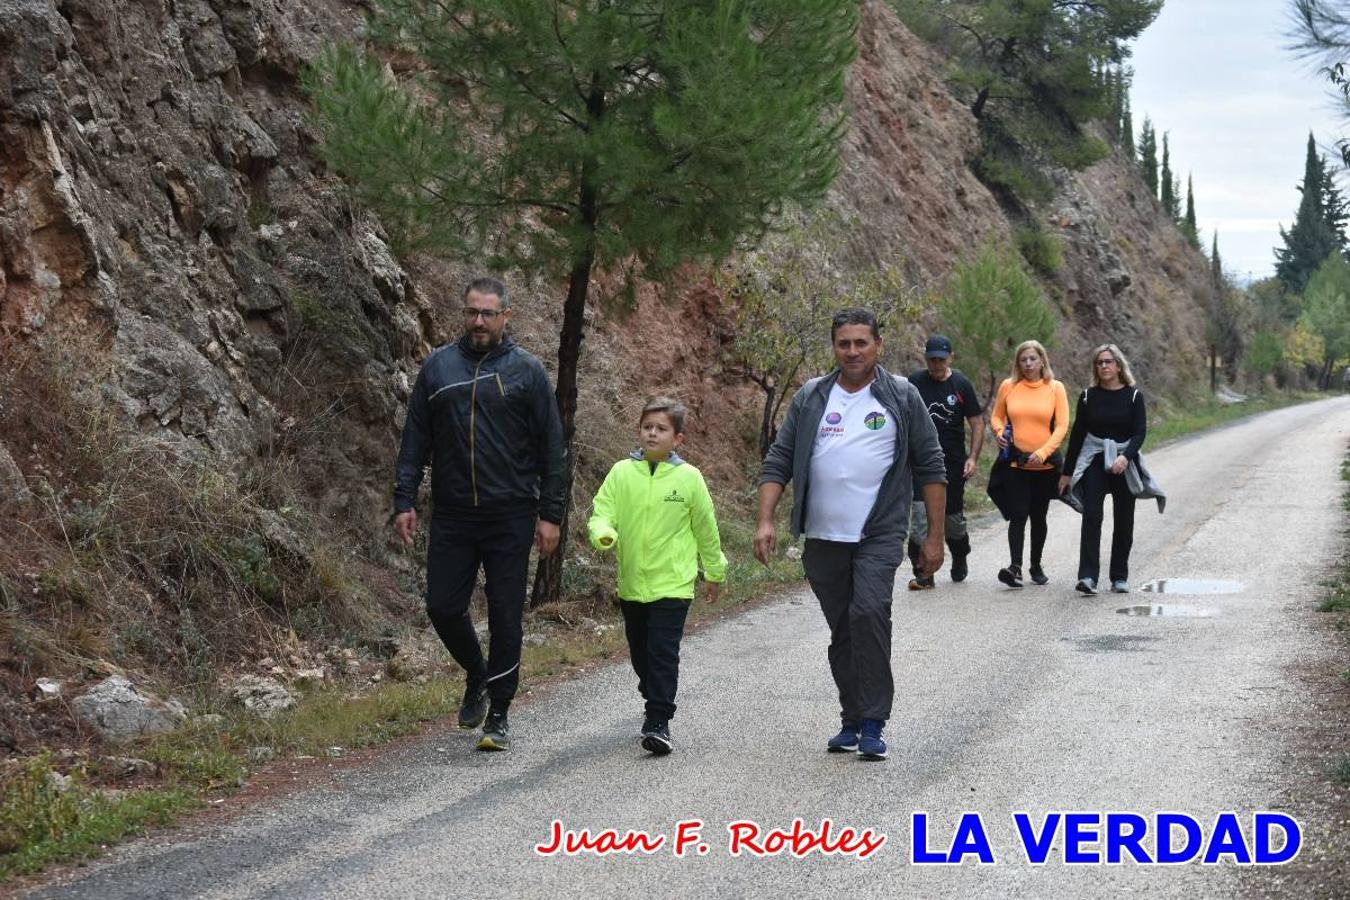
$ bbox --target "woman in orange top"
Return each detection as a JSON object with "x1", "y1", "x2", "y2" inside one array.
[{"x1": 989, "y1": 340, "x2": 1069, "y2": 588}]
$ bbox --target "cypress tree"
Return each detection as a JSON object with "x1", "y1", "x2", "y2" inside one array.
[
  {"x1": 1121, "y1": 94, "x2": 1134, "y2": 162},
  {"x1": 1182, "y1": 175, "x2": 1200, "y2": 248},
  {"x1": 1275, "y1": 133, "x2": 1342, "y2": 294},
  {"x1": 1138, "y1": 118, "x2": 1158, "y2": 197},
  {"x1": 1108, "y1": 67, "x2": 1123, "y2": 143},
  {"x1": 1211, "y1": 232, "x2": 1221, "y2": 287},
  {"x1": 1160, "y1": 133, "x2": 1178, "y2": 218},
  {"x1": 1319, "y1": 161, "x2": 1349, "y2": 249}
]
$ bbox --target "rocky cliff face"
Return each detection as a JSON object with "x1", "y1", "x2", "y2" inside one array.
[
  {"x1": 0, "y1": 0, "x2": 1212, "y2": 582},
  {"x1": 0, "y1": 0, "x2": 436, "y2": 531}
]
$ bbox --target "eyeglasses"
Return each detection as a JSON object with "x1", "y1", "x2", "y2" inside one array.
[
  {"x1": 1095, "y1": 358, "x2": 1118, "y2": 367},
  {"x1": 463, "y1": 308, "x2": 505, "y2": 320}
]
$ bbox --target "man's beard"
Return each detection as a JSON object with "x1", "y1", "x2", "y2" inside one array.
[{"x1": 468, "y1": 329, "x2": 501, "y2": 349}]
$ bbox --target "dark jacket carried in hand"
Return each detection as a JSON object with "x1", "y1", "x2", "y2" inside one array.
[{"x1": 394, "y1": 335, "x2": 566, "y2": 523}]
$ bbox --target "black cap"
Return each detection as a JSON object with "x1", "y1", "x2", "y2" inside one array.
[{"x1": 924, "y1": 335, "x2": 952, "y2": 359}]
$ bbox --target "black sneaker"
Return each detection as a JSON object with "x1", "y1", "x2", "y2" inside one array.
[
  {"x1": 477, "y1": 710, "x2": 510, "y2": 751},
  {"x1": 1029, "y1": 565, "x2": 1049, "y2": 586},
  {"x1": 457, "y1": 677, "x2": 488, "y2": 729},
  {"x1": 907, "y1": 575, "x2": 935, "y2": 591},
  {"x1": 640, "y1": 719, "x2": 672, "y2": 756},
  {"x1": 998, "y1": 565, "x2": 1024, "y2": 588}
]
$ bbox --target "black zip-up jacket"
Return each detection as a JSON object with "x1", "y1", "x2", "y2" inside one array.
[{"x1": 394, "y1": 335, "x2": 566, "y2": 523}]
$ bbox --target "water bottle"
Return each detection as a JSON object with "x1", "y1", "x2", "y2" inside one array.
[{"x1": 998, "y1": 423, "x2": 1014, "y2": 461}]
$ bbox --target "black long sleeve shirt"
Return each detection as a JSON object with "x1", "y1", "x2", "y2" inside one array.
[{"x1": 1064, "y1": 386, "x2": 1147, "y2": 471}]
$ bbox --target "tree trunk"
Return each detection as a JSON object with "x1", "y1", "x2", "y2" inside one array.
[
  {"x1": 529, "y1": 250, "x2": 592, "y2": 607},
  {"x1": 971, "y1": 86, "x2": 990, "y2": 120},
  {"x1": 531, "y1": 77, "x2": 603, "y2": 608},
  {"x1": 758, "y1": 380, "x2": 776, "y2": 460}
]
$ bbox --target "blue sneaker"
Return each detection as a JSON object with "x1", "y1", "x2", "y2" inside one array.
[
  {"x1": 857, "y1": 718, "x2": 887, "y2": 760},
  {"x1": 826, "y1": 723, "x2": 859, "y2": 753}
]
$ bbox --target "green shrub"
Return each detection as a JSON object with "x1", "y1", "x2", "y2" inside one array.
[{"x1": 1016, "y1": 226, "x2": 1064, "y2": 275}]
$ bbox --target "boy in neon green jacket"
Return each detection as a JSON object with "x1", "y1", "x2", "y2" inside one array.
[{"x1": 588, "y1": 397, "x2": 727, "y2": 756}]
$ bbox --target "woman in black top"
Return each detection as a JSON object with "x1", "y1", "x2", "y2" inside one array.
[{"x1": 1058, "y1": 344, "x2": 1147, "y2": 595}]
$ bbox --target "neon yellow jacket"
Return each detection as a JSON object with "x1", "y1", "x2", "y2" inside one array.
[{"x1": 588, "y1": 452, "x2": 727, "y2": 602}]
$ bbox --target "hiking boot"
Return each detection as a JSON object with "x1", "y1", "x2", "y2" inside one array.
[
  {"x1": 1028, "y1": 565, "x2": 1049, "y2": 586},
  {"x1": 640, "y1": 719, "x2": 672, "y2": 756},
  {"x1": 826, "y1": 723, "x2": 860, "y2": 753},
  {"x1": 907, "y1": 539, "x2": 922, "y2": 573},
  {"x1": 997, "y1": 565, "x2": 1024, "y2": 588},
  {"x1": 457, "y1": 676, "x2": 488, "y2": 729},
  {"x1": 907, "y1": 575, "x2": 935, "y2": 591},
  {"x1": 477, "y1": 710, "x2": 510, "y2": 751},
  {"x1": 948, "y1": 537, "x2": 970, "y2": 583},
  {"x1": 857, "y1": 718, "x2": 887, "y2": 760},
  {"x1": 1110, "y1": 580, "x2": 1130, "y2": 593},
  {"x1": 950, "y1": 553, "x2": 968, "y2": 582},
  {"x1": 1075, "y1": 577, "x2": 1098, "y2": 595}
]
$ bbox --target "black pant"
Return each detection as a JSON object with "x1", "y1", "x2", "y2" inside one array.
[
  {"x1": 1003, "y1": 467, "x2": 1058, "y2": 568},
  {"x1": 425, "y1": 513, "x2": 536, "y2": 710},
  {"x1": 620, "y1": 599, "x2": 691, "y2": 722},
  {"x1": 1077, "y1": 461, "x2": 1136, "y2": 582}
]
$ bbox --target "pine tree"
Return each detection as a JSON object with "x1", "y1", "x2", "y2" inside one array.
[
  {"x1": 902, "y1": 0, "x2": 1159, "y2": 173},
  {"x1": 1181, "y1": 175, "x2": 1200, "y2": 248},
  {"x1": 1275, "y1": 133, "x2": 1343, "y2": 294},
  {"x1": 1138, "y1": 118, "x2": 1158, "y2": 197},
  {"x1": 305, "y1": 0, "x2": 858, "y2": 605}
]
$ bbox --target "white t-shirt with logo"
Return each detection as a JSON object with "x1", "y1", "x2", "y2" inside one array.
[{"x1": 805, "y1": 381, "x2": 897, "y2": 542}]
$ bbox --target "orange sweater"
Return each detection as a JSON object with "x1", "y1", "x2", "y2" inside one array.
[{"x1": 990, "y1": 378, "x2": 1070, "y2": 470}]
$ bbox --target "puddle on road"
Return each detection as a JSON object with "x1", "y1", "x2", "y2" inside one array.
[
  {"x1": 1064, "y1": 634, "x2": 1160, "y2": 653},
  {"x1": 1116, "y1": 604, "x2": 1217, "y2": 618},
  {"x1": 1137, "y1": 578, "x2": 1244, "y2": 595}
]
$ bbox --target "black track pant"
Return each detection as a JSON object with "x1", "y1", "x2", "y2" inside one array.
[
  {"x1": 1002, "y1": 467, "x2": 1058, "y2": 568},
  {"x1": 620, "y1": 598, "x2": 691, "y2": 722},
  {"x1": 425, "y1": 513, "x2": 536, "y2": 710},
  {"x1": 1077, "y1": 461, "x2": 1137, "y2": 583}
]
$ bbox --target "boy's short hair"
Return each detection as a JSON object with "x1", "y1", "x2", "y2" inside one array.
[{"x1": 640, "y1": 396, "x2": 687, "y2": 434}]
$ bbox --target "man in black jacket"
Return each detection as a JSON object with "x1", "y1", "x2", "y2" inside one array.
[{"x1": 393, "y1": 276, "x2": 566, "y2": 752}]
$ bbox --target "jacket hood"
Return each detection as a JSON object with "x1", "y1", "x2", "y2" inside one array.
[{"x1": 627, "y1": 449, "x2": 686, "y2": 466}]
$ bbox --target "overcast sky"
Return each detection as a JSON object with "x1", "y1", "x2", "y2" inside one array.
[{"x1": 1129, "y1": 0, "x2": 1347, "y2": 282}]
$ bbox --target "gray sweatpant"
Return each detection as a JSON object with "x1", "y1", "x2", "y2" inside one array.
[{"x1": 801, "y1": 534, "x2": 905, "y2": 724}]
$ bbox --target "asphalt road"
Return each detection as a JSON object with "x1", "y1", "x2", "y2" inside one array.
[{"x1": 34, "y1": 396, "x2": 1350, "y2": 898}]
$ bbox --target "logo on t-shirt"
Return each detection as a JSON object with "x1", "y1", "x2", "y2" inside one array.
[
  {"x1": 864, "y1": 411, "x2": 886, "y2": 431},
  {"x1": 825, "y1": 412, "x2": 842, "y2": 425},
  {"x1": 663, "y1": 490, "x2": 685, "y2": 504},
  {"x1": 947, "y1": 393, "x2": 957, "y2": 406}
]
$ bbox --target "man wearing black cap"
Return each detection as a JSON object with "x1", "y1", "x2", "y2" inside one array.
[{"x1": 907, "y1": 335, "x2": 984, "y2": 587}]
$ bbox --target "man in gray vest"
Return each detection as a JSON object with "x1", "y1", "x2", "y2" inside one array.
[{"x1": 754, "y1": 308, "x2": 946, "y2": 761}]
